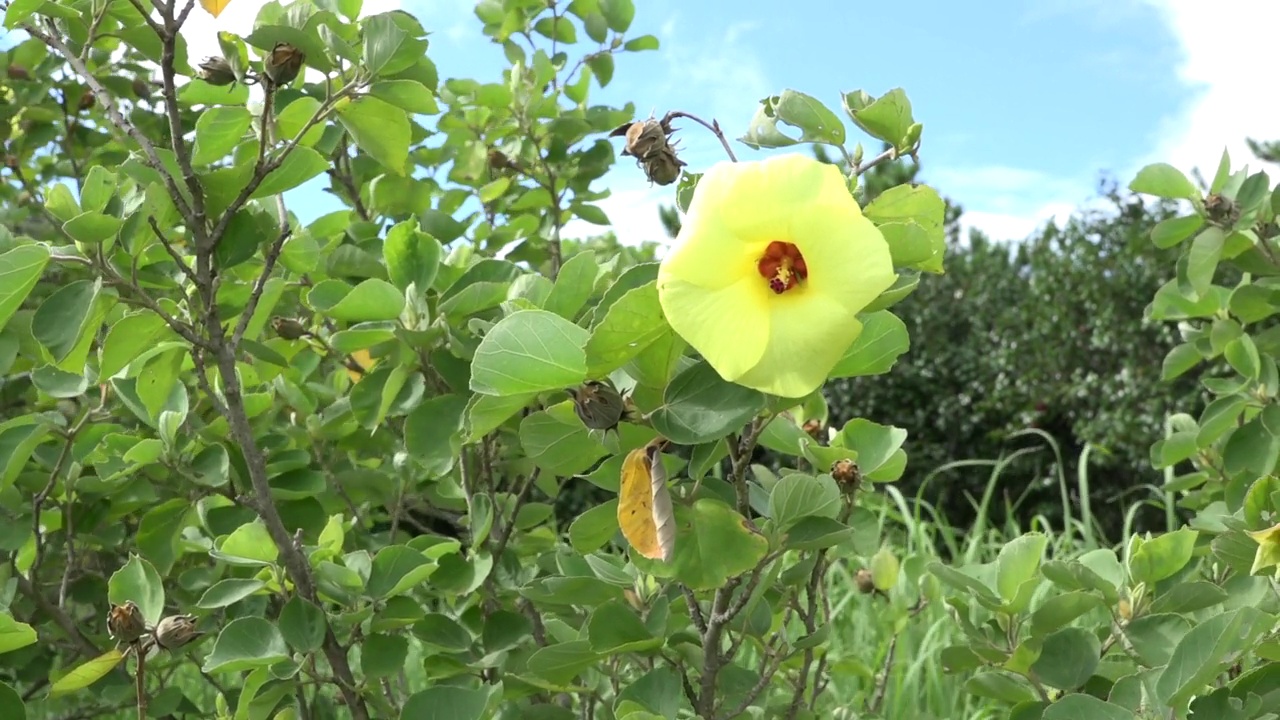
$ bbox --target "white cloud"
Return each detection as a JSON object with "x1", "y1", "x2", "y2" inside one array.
[
  {"x1": 942, "y1": 0, "x2": 1280, "y2": 243},
  {"x1": 1136, "y1": 0, "x2": 1280, "y2": 178}
]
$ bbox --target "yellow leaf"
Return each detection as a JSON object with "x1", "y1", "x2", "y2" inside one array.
[
  {"x1": 346, "y1": 348, "x2": 377, "y2": 384},
  {"x1": 200, "y1": 0, "x2": 232, "y2": 18},
  {"x1": 617, "y1": 438, "x2": 675, "y2": 562}
]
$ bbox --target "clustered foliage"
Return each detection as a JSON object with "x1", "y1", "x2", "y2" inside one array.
[
  {"x1": 0, "y1": 0, "x2": 953, "y2": 718},
  {"x1": 5, "y1": 0, "x2": 1280, "y2": 718}
]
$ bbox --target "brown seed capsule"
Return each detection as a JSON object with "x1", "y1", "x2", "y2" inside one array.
[
  {"x1": 487, "y1": 149, "x2": 516, "y2": 172},
  {"x1": 271, "y1": 316, "x2": 310, "y2": 341},
  {"x1": 831, "y1": 458, "x2": 861, "y2": 493},
  {"x1": 609, "y1": 114, "x2": 687, "y2": 187},
  {"x1": 6, "y1": 64, "x2": 29, "y2": 80},
  {"x1": 802, "y1": 419, "x2": 823, "y2": 440},
  {"x1": 77, "y1": 89, "x2": 95, "y2": 111},
  {"x1": 263, "y1": 42, "x2": 305, "y2": 87},
  {"x1": 567, "y1": 379, "x2": 627, "y2": 432},
  {"x1": 197, "y1": 56, "x2": 237, "y2": 87},
  {"x1": 106, "y1": 601, "x2": 147, "y2": 646},
  {"x1": 855, "y1": 568, "x2": 876, "y2": 594},
  {"x1": 152, "y1": 614, "x2": 203, "y2": 650},
  {"x1": 132, "y1": 78, "x2": 152, "y2": 100}
]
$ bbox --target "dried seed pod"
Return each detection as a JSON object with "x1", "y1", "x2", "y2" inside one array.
[
  {"x1": 831, "y1": 458, "x2": 861, "y2": 494},
  {"x1": 106, "y1": 601, "x2": 147, "y2": 647},
  {"x1": 271, "y1": 316, "x2": 310, "y2": 341},
  {"x1": 610, "y1": 114, "x2": 687, "y2": 186},
  {"x1": 567, "y1": 379, "x2": 626, "y2": 432},
  {"x1": 263, "y1": 42, "x2": 305, "y2": 87},
  {"x1": 197, "y1": 57, "x2": 236, "y2": 87},
  {"x1": 802, "y1": 419, "x2": 823, "y2": 440},
  {"x1": 6, "y1": 64, "x2": 29, "y2": 80},
  {"x1": 152, "y1": 614, "x2": 203, "y2": 651}
]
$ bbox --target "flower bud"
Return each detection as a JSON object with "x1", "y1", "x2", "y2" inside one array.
[
  {"x1": 568, "y1": 379, "x2": 626, "y2": 432},
  {"x1": 152, "y1": 614, "x2": 203, "y2": 650},
  {"x1": 855, "y1": 568, "x2": 876, "y2": 594},
  {"x1": 197, "y1": 57, "x2": 236, "y2": 87},
  {"x1": 263, "y1": 42, "x2": 305, "y2": 87},
  {"x1": 106, "y1": 601, "x2": 147, "y2": 646}
]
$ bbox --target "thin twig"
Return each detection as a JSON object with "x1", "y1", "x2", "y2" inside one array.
[{"x1": 664, "y1": 110, "x2": 738, "y2": 163}]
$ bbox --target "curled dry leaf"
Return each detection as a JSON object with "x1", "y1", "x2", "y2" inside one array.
[{"x1": 618, "y1": 437, "x2": 676, "y2": 562}]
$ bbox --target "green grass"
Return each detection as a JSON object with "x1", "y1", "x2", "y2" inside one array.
[{"x1": 822, "y1": 429, "x2": 1168, "y2": 718}]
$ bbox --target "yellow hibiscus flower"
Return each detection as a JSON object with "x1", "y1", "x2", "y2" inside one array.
[
  {"x1": 1247, "y1": 523, "x2": 1280, "y2": 578},
  {"x1": 656, "y1": 153, "x2": 896, "y2": 398}
]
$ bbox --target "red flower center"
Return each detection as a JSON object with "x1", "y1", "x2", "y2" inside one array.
[{"x1": 756, "y1": 241, "x2": 808, "y2": 294}]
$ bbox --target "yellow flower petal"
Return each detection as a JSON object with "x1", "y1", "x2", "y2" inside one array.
[
  {"x1": 733, "y1": 293, "x2": 864, "y2": 398},
  {"x1": 656, "y1": 152, "x2": 897, "y2": 397},
  {"x1": 792, "y1": 202, "x2": 896, "y2": 316},
  {"x1": 657, "y1": 274, "x2": 769, "y2": 382}
]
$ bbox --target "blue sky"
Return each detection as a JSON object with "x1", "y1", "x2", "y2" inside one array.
[{"x1": 9, "y1": 0, "x2": 1279, "y2": 245}]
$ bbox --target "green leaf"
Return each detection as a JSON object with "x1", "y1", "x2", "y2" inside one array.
[
  {"x1": 306, "y1": 279, "x2": 405, "y2": 321},
  {"x1": 252, "y1": 147, "x2": 330, "y2": 198},
  {"x1": 30, "y1": 366, "x2": 88, "y2": 398},
  {"x1": 1029, "y1": 627, "x2": 1100, "y2": 690},
  {"x1": 0, "y1": 613, "x2": 36, "y2": 655},
  {"x1": 843, "y1": 88, "x2": 915, "y2": 148},
  {"x1": 520, "y1": 404, "x2": 610, "y2": 476},
  {"x1": 1151, "y1": 215, "x2": 1204, "y2": 249},
  {"x1": 470, "y1": 310, "x2": 590, "y2": 396},
  {"x1": 1030, "y1": 591, "x2": 1103, "y2": 636},
  {"x1": 599, "y1": 0, "x2": 634, "y2": 32},
  {"x1": 0, "y1": 244, "x2": 50, "y2": 334},
  {"x1": 965, "y1": 671, "x2": 1038, "y2": 704},
  {"x1": 996, "y1": 533, "x2": 1047, "y2": 605},
  {"x1": 834, "y1": 418, "x2": 907, "y2": 475},
  {"x1": 0, "y1": 418, "x2": 52, "y2": 491},
  {"x1": 192, "y1": 107, "x2": 252, "y2": 165},
  {"x1": 275, "y1": 96, "x2": 324, "y2": 146},
  {"x1": 32, "y1": 279, "x2": 98, "y2": 363},
  {"x1": 196, "y1": 579, "x2": 266, "y2": 609},
  {"x1": 401, "y1": 686, "x2": 492, "y2": 720},
  {"x1": 337, "y1": 96, "x2": 410, "y2": 174},
  {"x1": 383, "y1": 220, "x2": 442, "y2": 292},
  {"x1": 768, "y1": 473, "x2": 841, "y2": 529},
  {"x1": 670, "y1": 499, "x2": 769, "y2": 591},
  {"x1": 1125, "y1": 613, "x2": 1192, "y2": 667},
  {"x1": 0, "y1": 682, "x2": 23, "y2": 720},
  {"x1": 215, "y1": 520, "x2": 278, "y2": 565},
  {"x1": 100, "y1": 311, "x2": 173, "y2": 378},
  {"x1": 62, "y1": 212, "x2": 122, "y2": 246},
  {"x1": 830, "y1": 311, "x2": 910, "y2": 377},
  {"x1": 362, "y1": 633, "x2": 409, "y2": 679},
  {"x1": 1224, "y1": 418, "x2": 1280, "y2": 477},
  {"x1": 772, "y1": 89, "x2": 845, "y2": 146},
  {"x1": 48, "y1": 650, "x2": 125, "y2": 696},
  {"x1": 584, "y1": 282, "x2": 668, "y2": 376},
  {"x1": 107, "y1": 554, "x2": 165, "y2": 624},
  {"x1": 1042, "y1": 695, "x2": 1135, "y2": 720},
  {"x1": 526, "y1": 640, "x2": 604, "y2": 684},
  {"x1": 569, "y1": 500, "x2": 619, "y2": 553},
  {"x1": 1130, "y1": 163, "x2": 1200, "y2": 200},
  {"x1": 544, "y1": 250, "x2": 598, "y2": 320},
  {"x1": 370, "y1": 79, "x2": 439, "y2": 114},
  {"x1": 1186, "y1": 227, "x2": 1225, "y2": 299},
  {"x1": 1224, "y1": 335, "x2": 1260, "y2": 379},
  {"x1": 588, "y1": 599, "x2": 659, "y2": 654},
  {"x1": 1155, "y1": 607, "x2": 1270, "y2": 710},
  {"x1": 534, "y1": 16, "x2": 576, "y2": 42},
  {"x1": 367, "y1": 545, "x2": 436, "y2": 598},
  {"x1": 650, "y1": 361, "x2": 766, "y2": 445},
  {"x1": 202, "y1": 617, "x2": 290, "y2": 673},
  {"x1": 279, "y1": 596, "x2": 327, "y2": 653},
  {"x1": 1128, "y1": 527, "x2": 1197, "y2": 585},
  {"x1": 624, "y1": 34, "x2": 659, "y2": 51},
  {"x1": 404, "y1": 394, "x2": 467, "y2": 477}
]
